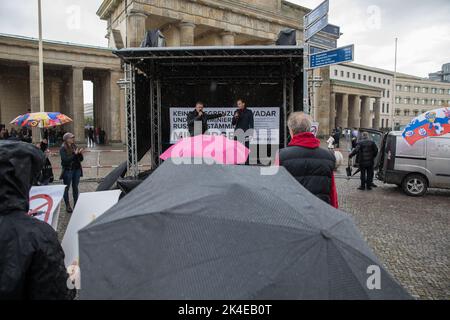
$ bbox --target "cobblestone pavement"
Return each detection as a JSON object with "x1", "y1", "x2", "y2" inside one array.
[{"x1": 56, "y1": 169, "x2": 449, "y2": 300}]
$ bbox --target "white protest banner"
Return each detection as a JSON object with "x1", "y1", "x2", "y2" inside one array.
[
  {"x1": 169, "y1": 107, "x2": 280, "y2": 145},
  {"x1": 62, "y1": 190, "x2": 122, "y2": 268},
  {"x1": 28, "y1": 185, "x2": 66, "y2": 230}
]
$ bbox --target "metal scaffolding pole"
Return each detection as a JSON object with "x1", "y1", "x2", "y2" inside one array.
[{"x1": 124, "y1": 63, "x2": 139, "y2": 178}]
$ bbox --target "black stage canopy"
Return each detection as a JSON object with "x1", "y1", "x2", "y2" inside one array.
[{"x1": 114, "y1": 46, "x2": 304, "y2": 175}]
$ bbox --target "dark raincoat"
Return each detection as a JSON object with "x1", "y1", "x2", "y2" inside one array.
[{"x1": 0, "y1": 141, "x2": 75, "y2": 300}]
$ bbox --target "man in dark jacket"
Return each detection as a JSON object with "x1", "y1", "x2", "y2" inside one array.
[
  {"x1": 349, "y1": 132, "x2": 379, "y2": 191},
  {"x1": 0, "y1": 141, "x2": 75, "y2": 300},
  {"x1": 232, "y1": 99, "x2": 254, "y2": 165},
  {"x1": 187, "y1": 102, "x2": 225, "y2": 136},
  {"x1": 232, "y1": 98, "x2": 254, "y2": 133},
  {"x1": 279, "y1": 112, "x2": 338, "y2": 207}
]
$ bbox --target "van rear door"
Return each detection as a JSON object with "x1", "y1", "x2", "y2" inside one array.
[{"x1": 427, "y1": 135, "x2": 450, "y2": 189}]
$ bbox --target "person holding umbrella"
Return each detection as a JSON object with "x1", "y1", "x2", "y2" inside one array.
[
  {"x1": 60, "y1": 133, "x2": 84, "y2": 213},
  {"x1": 36, "y1": 138, "x2": 54, "y2": 185}
]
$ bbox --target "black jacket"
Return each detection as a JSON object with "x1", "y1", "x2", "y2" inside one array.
[
  {"x1": 349, "y1": 138, "x2": 378, "y2": 168},
  {"x1": 279, "y1": 144, "x2": 336, "y2": 204},
  {"x1": 0, "y1": 141, "x2": 75, "y2": 300},
  {"x1": 60, "y1": 145, "x2": 83, "y2": 176},
  {"x1": 232, "y1": 108, "x2": 254, "y2": 132},
  {"x1": 187, "y1": 110, "x2": 223, "y2": 136}
]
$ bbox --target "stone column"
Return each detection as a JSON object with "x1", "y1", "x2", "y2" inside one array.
[
  {"x1": 360, "y1": 96, "x2": 371, "y2": 128},
  {"x1": 29, "y1": 63, "x2": 41, "y2": 143},
  {"x1": 179, "y1": 22, "x2": 195, "y2": 46},
  {"x1": 109, "y1": 70, "x2": 122, "y2": 143},
  {"x1": 328, "y1": 92, "x2": 336, "y2": 134},
  {"x1": 221, "y1": 31, "x2": 235, "y2": 46},
  {"x1": 374, "y1": 98, "x2": 381, "y2": 129},
  {"x1": 349, "y1": 95, "x2": 360, "y2": 128},
  {"x1": 164, "y1": 24, "x2": 181, "y2": 47},
  {"x1": 71, "y1": 67, "x2": 85, "y2": 143},
  {"x1": 341, "y1": 93, "x2": 349, "y2": 128},
  {"x1": 127, "y1": 10, "x2": 148, "y2": 47},
  {"x1": 50, "y1": 81, "x2": 60, "y2": 112}
]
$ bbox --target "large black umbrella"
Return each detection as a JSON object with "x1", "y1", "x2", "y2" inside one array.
[{"x1": 79, "y1": 162, "x2": 411, "y2": 300}]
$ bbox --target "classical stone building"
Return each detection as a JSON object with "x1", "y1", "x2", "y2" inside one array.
[
  {"x1": 0, "y1": 1, "x2": 308, "y2": 144},
  {"x1": 393, "y1": 74, "x2": 450, "y2": 129},
  {"x1": 97, "y1": 0, "x2": 308, "y2": 49},
  {"x1": 0, "y1": 34, "x2": 125, "y2": 143},
  {"x1": 314, "y1": 62, "x2": 450, "y2": 136},
  {"x1": 315, "y1": 64, "x2": 390, "y2": 136}
]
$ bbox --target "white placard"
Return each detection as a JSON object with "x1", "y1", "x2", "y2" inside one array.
[
  {"x1": 311, "y1": 122, "x2": 320, "y2": 137},
  {"x1": 61, "y1": 190, "x2": 122, "y2": 268},
  {"x1": 28, "y1": 185, "x2": 66, "y2": 230},
  {"x1": 169, "y1": 107, "x2": 280, "y2": 145}
]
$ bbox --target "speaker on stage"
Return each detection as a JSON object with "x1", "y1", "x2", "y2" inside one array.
[
  {"x1": 275, "y1": 29, "x2": 297, "y2": 46},
  {"x1": 141, "y1": 29, "x2": 166, "y2": 47}
]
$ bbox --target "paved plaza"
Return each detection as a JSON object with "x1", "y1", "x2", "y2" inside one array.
[{"x1": 53, "y1": 145, "x2": 449, "y2": 300}]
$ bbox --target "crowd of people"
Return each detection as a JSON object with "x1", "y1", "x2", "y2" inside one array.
[{"x1": 0, "y1": 103, "x2": 382, "y2": 300}]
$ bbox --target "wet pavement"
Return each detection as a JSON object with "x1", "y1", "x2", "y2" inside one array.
[{"x1": 53, "y1": 144, "x2": 449, "y2": 300}]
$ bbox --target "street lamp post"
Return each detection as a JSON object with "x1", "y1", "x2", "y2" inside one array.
[
  {"x1": 391, "y1": 37, "x2": 398, "y2": 131},
  {"x1": 36, "y1": 0, "x2": 45, "y2": 142},
  {"x1": 38, "y1": 0, "x2": 44, "y2": 113}
]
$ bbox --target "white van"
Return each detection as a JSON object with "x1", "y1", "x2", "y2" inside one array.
[{"x1": 377, "y1": 132, "x2": 450, "y2": 196}]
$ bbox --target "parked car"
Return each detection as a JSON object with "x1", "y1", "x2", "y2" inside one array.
[{"x1": 376, "y1": 131, "x2": 450, "y2": 196}]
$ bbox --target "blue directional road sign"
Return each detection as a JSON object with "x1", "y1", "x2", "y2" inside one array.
[
  {"x1": 309, "y1": 44, "x2": 354, "y2": 69},
  {"x1": 309, "y1": 34, "x2": 337, "y2": 50},
  {"x1": 318, "y1": 24, "x2": 341, "y2": 39},
  {"x1": 304, "y1": 0, "x2": 329, "y2": 28},
  {"x1": 309, "y1": 46, "x2": 327, "y2": 54},
  {"x1": 305, "y1": 15, "x2": 328, "y2": 41}
]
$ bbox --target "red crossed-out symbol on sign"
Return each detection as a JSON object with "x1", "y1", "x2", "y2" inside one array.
[{"x1": 28, "y1": 194, "x2": 54, "y2": 223}]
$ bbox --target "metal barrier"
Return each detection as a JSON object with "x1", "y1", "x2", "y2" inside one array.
[{"x1": 48, "y1": 148, "x2": 151, "y2": 179}]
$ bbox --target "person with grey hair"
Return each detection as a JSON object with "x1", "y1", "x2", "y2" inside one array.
[
  {"x1": 349, "y1": 131, "x2": 378, "y2": 191},
  {"x1": 279, "y1": 112, "x2": 338, "y2": 208}
]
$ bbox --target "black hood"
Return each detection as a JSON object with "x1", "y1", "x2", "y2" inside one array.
[{"x1": 0, "y1": 141, "x2": 44, "y2": 215}]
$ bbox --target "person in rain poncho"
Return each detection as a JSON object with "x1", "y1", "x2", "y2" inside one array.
[{"x1": 0, "y1": 140, "x2": 75, "y2": 300}]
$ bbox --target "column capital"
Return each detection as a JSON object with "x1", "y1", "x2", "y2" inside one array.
[
  {"x1": 220, "y1": 31, "x2": 235, "y2": 36},
  {"x1": 28, "y1": 61, "x2": 39, "y2": 67},
  {"x1": 179, "y1": 21, "x2": 196, "y2": 28},
  {"x1": 127, "y1": 9, "x2": 148, "y2": 18},
  {"x1": 72, "y1": 66, "x2": 85, "y2": 71}
]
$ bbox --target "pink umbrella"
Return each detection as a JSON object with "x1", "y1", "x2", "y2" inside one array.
[{"x1": 160, "y1": 134, "x2": 250, "y2": 165}]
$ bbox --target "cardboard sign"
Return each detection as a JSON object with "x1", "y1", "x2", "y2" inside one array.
[
  {"x1": 61, "y1": 190, "x2": 122, "y2": 268},
  {"x1": 311, "y1": 122, "x2": 320, "y2": 137},
  {"x1": 28, "y1": 185, "x2": 66, "y2": 230}
]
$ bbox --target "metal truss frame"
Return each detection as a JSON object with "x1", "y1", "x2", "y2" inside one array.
[
  {"x1": 124, "y1": 62, "x2": 139, "y2": 178},
  {"x1": 149, "y1": 78, "x2": 162, "y2": 168}
]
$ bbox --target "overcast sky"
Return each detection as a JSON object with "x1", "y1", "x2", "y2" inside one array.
[{"x1": 1, "y1": 0, "x2": 449, "y2": 103}]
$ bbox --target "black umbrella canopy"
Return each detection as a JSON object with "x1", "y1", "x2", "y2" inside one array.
[{"x1": 79, "y1": 162, "x2": 411, "y2": 300}]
